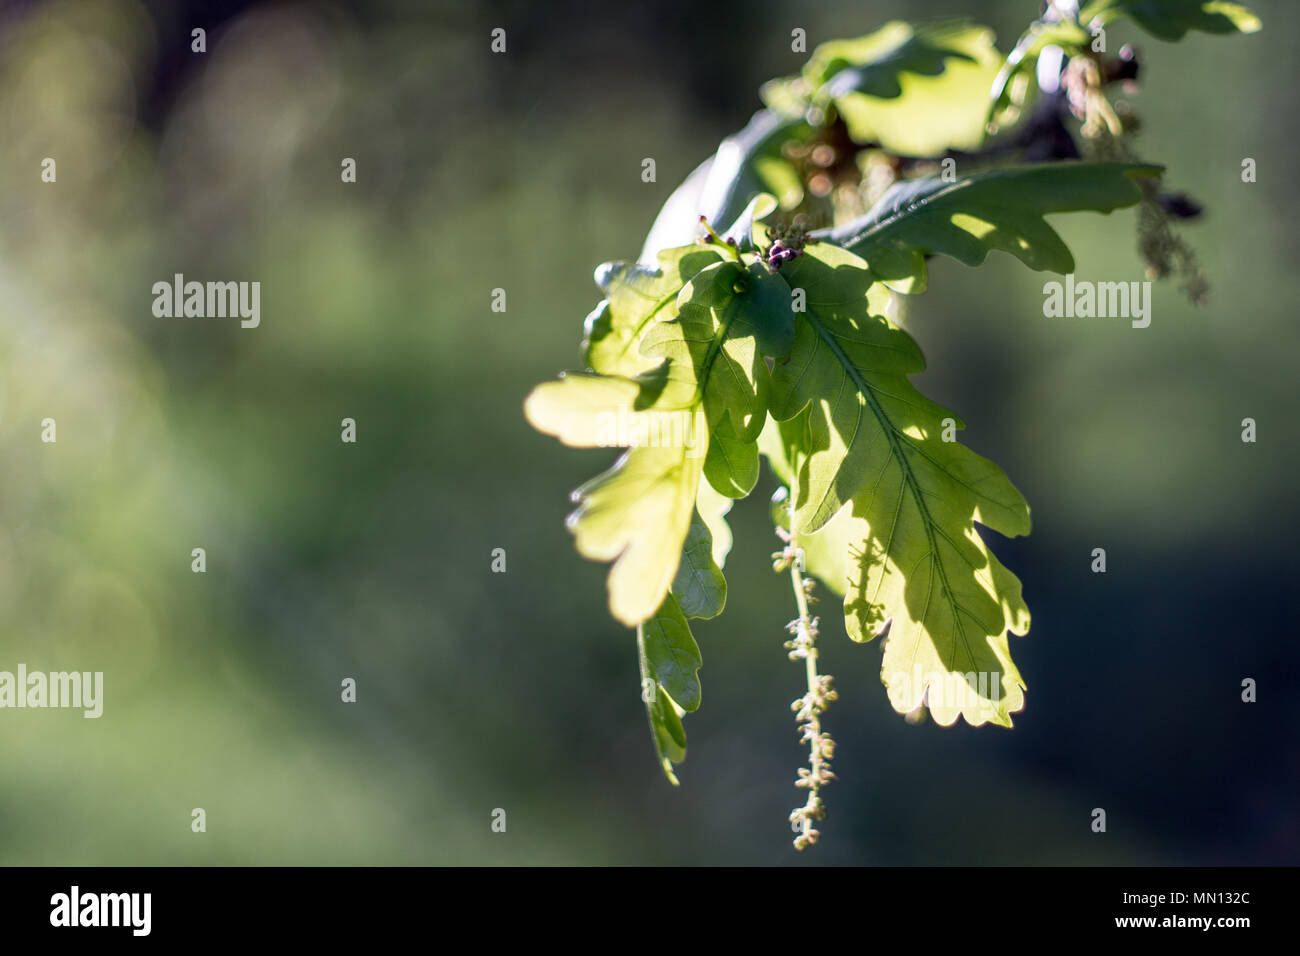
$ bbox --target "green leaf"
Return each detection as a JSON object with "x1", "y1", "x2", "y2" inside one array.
[
  {"x1": 562, "y1": 416, "x2": 707, "y2": 628},
  {"x1": 695, "y1": 479, "x2": 735, "y2": 568},
  {"x1": 528, "y1": 354, "x2": 710, "y2": 627},
  {"x1": 770, "y1": 243, "x2": 1032, "y2": 727},
  {"x1": 704, "y1": 413, "x2": 760, "y2": 499},
  {"x1": 770, "y1": 251, "x2": 903, "y2": 532},
  {"x1": 532, "y1": 239, "x2": 789, "y2": 628},
  {"x1": 737, "y1": 264, "x2": 797, "y2": 358},
  {"x1": 756, "y1": 403, "x2": 795, "y2": 487},
  {"x1": 758, "y1": 411, "x2": 859, "y2": 597},
  {"x1": 672, "y1": 510, "x2": 727, "y2": 620},
  {"x1": 645, "y1": 693, "x2": 686, "y2": 783},
  {"x1": 813, "y1": 162, "x2": 1161, "y2": 293},
  {"x1": 640, "y1": 593, "x2": 704, "y2": 710},
  {"x1": 1080, "y1": 0, "x2": 1261, "y2": 40},
  {"x1": 643, "y1": 260, "x2": 771, "y2": 442},
  {"x1": 584, "y1": 245, "x2": 724, "y2": 377},
  {"x1": 522, "y1": 371, "x2": 645, "y2": 448},
  {"x1": 638, "y1": 593, "x2": 703, "y2": 785},
  {"x1": 763, "y1": 20, "x2": 1003, "y2": 156}
]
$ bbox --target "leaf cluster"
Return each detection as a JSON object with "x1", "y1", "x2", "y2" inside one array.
[{"x1": 526, "y1": 2, "x2": 1257, "y2": 782}]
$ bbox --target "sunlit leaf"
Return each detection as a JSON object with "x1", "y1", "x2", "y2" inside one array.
[
  {"x1": 1080, "y1": 0, "x2": 1260, "y2": 40},
  {"x1": 813, "y1": 162, "x2": 1160, "y2": 293},
  {"x1": 704, "y1": 413, "x2": 760, "y2": 499},
  {"x1": 564, "y1": 422, "x2": 706, "y2": 628},
  {"x1": 770, "y1": 243, "x2": 1032, "y2": 726},
  {"x1": 763, "y1": 20, "x2": 1003, "y2": 156},
  {"x1": 672, "y1": 510, "x2": 727, "y2": 620},
  {"x1": 584, "y1": 245, "x2": 724, "y2": 376}
]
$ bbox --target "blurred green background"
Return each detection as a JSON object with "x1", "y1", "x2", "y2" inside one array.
[{"x1": 0, "y1": 0, "x2": 1295, "y2": 864}]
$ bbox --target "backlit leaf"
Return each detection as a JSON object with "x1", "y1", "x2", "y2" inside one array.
[
  {"x1": 770, "y1": 243, "x2": 1032, "y2": 726},
  {"x1": 813, "y1": 162, "x2": 1160, "y2": 293}
]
